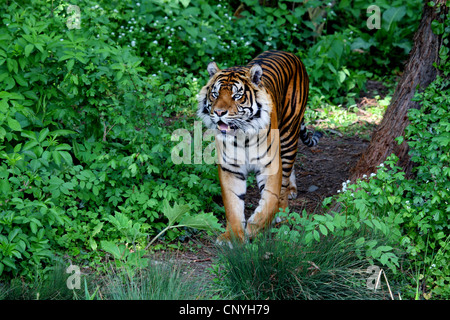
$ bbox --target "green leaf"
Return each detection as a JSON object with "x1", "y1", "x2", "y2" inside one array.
[
  {"x1": 4, "y1": 77, "x2": 15, "y2": 90},
  {"x1": 387, "y1": 196, "x2": 397, "y2": 206},
  {"x1": 24, "y1": 44, "x2": 34, "y2": 57},
  {"x1": 378, "y1": 245, "x2": 393, "y2": 252},
  {"x1": 30, "y1": 221, "x2": 38, "y2": 234},
  {"x1": 432, "y1": 133, "x2": 450, "y2": 146},
  {"x1": 34, "y1": 43, "x2": 44, "y2": 53},
  {"x1": 8, "y1": 228, "x2": 20, "y2": 242},
  {"x1": 382, "y1": 6, "x2": 406, "y2": 32},
  {"x1": 38, "y1": 128, "x2": 49, "y2": 143},
  {"x1": 313, "y1": 215, "x2": 326, "y2": 222},
  {"x1": 179, "y1": 212, "x2": 222, "y2": 231},
  {"x1": 107, "y1": 212, "x2": 131, "y2": 230},
  {"x1": 313, "y1": 230, "x2": 320, "y2": 242},
  {"x1": 50, "y1": 129, "x2": 76, "y2": 136},
  {"x1": 0, "y1": 99, "x2": 8, "y2": 113},
  {"x1": 92, "y1": 185, "x2": 99, "y2": 196},
  {"x1": 0, "y1": 179, "x2": 11, "y2": 195},
  {"x1": 319, "y1": 224, "x2": 328, "y2": 236},
  {"x1": 59, "y1": 151, "x2": 73, "y2": 165},
  {"x1": 6, "y1": 59, "x2": 18, "y2": 74},
  {"x1": 185, "y1": 26, "x2": 198, "y2": 38},
  {"x1": 92, "y1": 222, "x2": 104, "y2": 236},
  {"x1": 431, "y1": 20, "x2": 444, "y2": 35},
  {"x1": 380, "y1": 253, "x2": 389, "y2": 265},
  {"x1": 52, "y1": 151, "x2": 61, "y2": 166},
  {"x1": 89, "y1": 237, "x2": 98, "y2": 251},
  {"x1": 180, "y1": 0, "x2": 190, "y2": 7},
  {"x1": 337, "y1": 70, "x2": 346, "y2": 84},
  {"x1": 355, "y1": 237, "x2": 365, "y2": 247},
  {"x1": 7, "y1": 118, "x2": 21, "y2": 131},
  {"x1": 3, "y1": 91, "x2": 25, "y2": 101},
  {"x1": 163, "y1": 200, "x2": 190, "y2": 226},
  {"x1": 2, "y1": 257, "x2": 16, "y2": 270},
  {"x1": 21, "y1": 130, "x2": 37, "y2": 140},
  {"x1": 324, "y1": 221, "x2": 335, "y2": 233},
  {"x1": 101, "y1": 240, "x2": 122, "y2": 259},
  {"x1": 13, "y1": 74, "x2": 27, "y2": 86},
  {"x1": 67, "y1": 59, "x2": 75, "y2": 72}
]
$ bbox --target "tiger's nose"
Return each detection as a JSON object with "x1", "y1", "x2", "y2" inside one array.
[{"x1": 214, "y1": 109, "x2": 227, "y2": 117}]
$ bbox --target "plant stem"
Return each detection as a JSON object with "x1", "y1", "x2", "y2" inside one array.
[{"x1": 144, "y1": 225, "x2": 177, "y2": 250}]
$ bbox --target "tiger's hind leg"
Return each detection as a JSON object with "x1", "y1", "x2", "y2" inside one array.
[
  {"x1": 279, "y1": 134, "x2": 299, "y2": 211},
  {"x1": 279, "y1": 164, "x2": 296, "y2": 212}
]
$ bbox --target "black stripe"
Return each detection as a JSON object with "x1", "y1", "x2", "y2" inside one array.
[
  {"x1": 259, "y1": 183, "x2": 265, "y2": 193},
  {"x1": 236, "y1": 193, "x2": 246, "y2": 201},
  {"x1": 219, "y1": 165, "x2": 246, "y2": 180}
]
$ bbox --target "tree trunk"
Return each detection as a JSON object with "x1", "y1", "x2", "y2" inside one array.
[{"x1": 350, "y1": 0, "x2": 448, "y2": 181}]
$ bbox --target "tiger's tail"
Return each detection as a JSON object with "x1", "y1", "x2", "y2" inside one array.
[{"x1": 300, "y1": 121, "x2": 323, "y2": 147}]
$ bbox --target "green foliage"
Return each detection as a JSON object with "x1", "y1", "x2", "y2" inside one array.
[
  {"x1": 327, "y1": 3, "x2": 450, "y2": 298},
  {"x1": 274, "y1": 207, "x2": 402, "y2": 273},
  {"x1": 100, "y1": 200, "x2": 222, "y2": 276},
  {"x1": 0, "y1": 0, "x2": 222, "y2": 281},
  {"x1": 403, "y1": 74, "x2": 450, "y2": 298},
  {"x1": 335, "y1": 0, "x2": 421, "y2": 73},
  {"x1": 304, "y1": 31, "x2": 368, "y2": 105},
  {"x1": 334, "y1": 70, "x2": 450, "y2": 298},
  {"x1": 105, "y1": 0, "x2": 422, "y2": 105}
]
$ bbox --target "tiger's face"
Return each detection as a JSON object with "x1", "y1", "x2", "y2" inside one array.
[{"x1": 198, "y1": 62, "x2": 272, "y2": 135}]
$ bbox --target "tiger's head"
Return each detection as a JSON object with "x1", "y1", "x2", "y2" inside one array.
[{"x1": 197, "y1": 62, "x2": 272, "y2": 135}]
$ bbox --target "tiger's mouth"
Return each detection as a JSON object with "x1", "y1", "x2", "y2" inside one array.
[
  {"x1": 217, "y1": 120, "x2": 230, "y2": 134},
  {"x1": 217, "y1": 120, "x2": 236, "y2": 134}
]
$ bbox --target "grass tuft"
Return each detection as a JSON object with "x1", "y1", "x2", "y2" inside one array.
[
  {"x1": 213, "y1": 231, "x2": 387, "y2": 300},
  {"x1": 101, "y1": 259, "x2": 203, "y2": 300}
]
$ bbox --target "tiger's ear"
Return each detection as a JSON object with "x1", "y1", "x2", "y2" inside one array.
[
  {"x1": 207, "y1": 62, "x2": 219, "y2": 78},
  {"x1": 249, "y1": 64, "x2": 263, "y2": 86}
]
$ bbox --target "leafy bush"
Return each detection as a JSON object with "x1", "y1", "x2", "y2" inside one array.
[
  {"x1": 0, "y1": 0, "x2": 222, "y2": 280},
  {"x1": 333, "y1": 0, "x2": 421, "y2": 74},
  {"x1": 402, "y1": 72, "x2": 450, "y2": 298},
  {"x1": 334, "y1": 73, "x2": 450, "y2": 298},
  {"x1": 303, "y1": 30, "x2": 368, "y2": 105}
]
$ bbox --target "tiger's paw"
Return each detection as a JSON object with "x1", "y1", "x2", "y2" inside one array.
[
  {"x1": 245, "y1": 216, "x2": 261, "y2": 239},
  {"x1": 216, "y1": 236, "x2": 233, "y2": 249},
  {"x1": 216, "y1": 231, "x2": 244, "y2": 248},
  {"x1": 288, "y1": 189, "x2": 297, "y2": 200}
]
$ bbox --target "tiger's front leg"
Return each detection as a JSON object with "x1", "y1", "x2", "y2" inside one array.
[
  {"x1": 216, "y1": 165, "x2": 247, "y2": 244},
  {"x1": 245, "y1": 157, "x2": 282, "y2": 238}
]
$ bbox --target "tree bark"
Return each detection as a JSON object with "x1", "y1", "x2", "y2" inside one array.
[{"x1": 350, "y1": 0, "x2": 448, "y2": 181}]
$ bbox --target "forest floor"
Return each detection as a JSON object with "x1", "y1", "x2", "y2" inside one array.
[{"x1": 152, "y1": 80, "x2": 390, "y2": 294}]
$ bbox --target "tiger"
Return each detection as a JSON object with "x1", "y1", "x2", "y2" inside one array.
[{"x1": 197, "y1": 50, "x2": 322, "y2": 244}]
